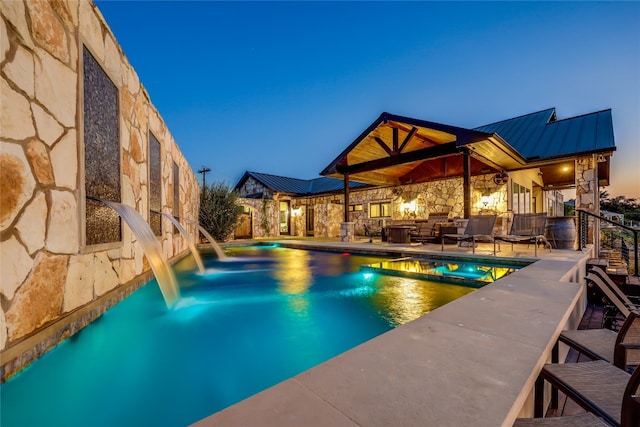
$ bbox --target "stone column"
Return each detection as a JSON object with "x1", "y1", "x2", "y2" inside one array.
[
  {"x1": 340, "y1": 222, "x2": 355, "y2": 242},
  {"x1": 575, "y1": 156, "x2": 600, "y2": 253}
]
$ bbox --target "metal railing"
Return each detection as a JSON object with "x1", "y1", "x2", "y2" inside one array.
[{"x1": 577, "y1": 209, "x2": 639, "y2": 276}]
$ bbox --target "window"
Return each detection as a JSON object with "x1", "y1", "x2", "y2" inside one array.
[
  {"x1": 370, "y1": 201, "x2": 391, "y2": 218},
  {"x1": 149, "y1": 132, "x2": 161, "y2": 236},
  {"x1": 349, "y1": 204, "x2": 363, "y2": 212},
  {"x1": 512, "y1": 182, "x2": 531, "y2": 215},
  {"x1": 83, "y1": 46, "x2": 121, "y2": 245}
]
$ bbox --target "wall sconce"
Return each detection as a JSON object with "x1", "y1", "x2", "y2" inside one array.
[
  {"x1": 291, "y1": 207, "x2": 302, "y2": 217},
  {"x1": 400, "y1": 200, "x2": 417, "y2": 218},
  {"x1": 481, "y1": 190, "x2": 493, "y2": 208}
]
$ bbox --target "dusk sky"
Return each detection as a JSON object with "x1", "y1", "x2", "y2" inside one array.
[{"x1": 96, "y1": 1, "x2": 640, "y2": 198}]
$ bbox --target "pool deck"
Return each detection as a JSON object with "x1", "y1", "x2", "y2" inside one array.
[{"x1": 194, "y1": 239, "x2": 592, "y2": 426}]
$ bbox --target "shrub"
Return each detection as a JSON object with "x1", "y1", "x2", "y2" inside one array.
[{"x1": 199, "y1": 182, "x2": 244, "y2": 241}]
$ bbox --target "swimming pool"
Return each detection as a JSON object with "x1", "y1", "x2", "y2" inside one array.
[
  {"x1": 361, "y1": 256, "x2": 530, "y2": 287},
  {"x1": 0, "y1": 247, "x2": 474, "y2": 426}
]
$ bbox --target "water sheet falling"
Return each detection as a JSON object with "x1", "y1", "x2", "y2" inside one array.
[
  {"x1": 88, "y1": 197, "x2": 180, "y2": 307},
  {"x1": 184, "y1": 218, "x2": 227, "y2": 260},
  {"x1": 160, "y1": 213, "x2": 205, "y2": 273}
]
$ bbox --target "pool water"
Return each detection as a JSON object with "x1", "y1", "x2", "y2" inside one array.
[
  {"x1": 1, "y1": 247, "x2": 474, "y2": 426},
  {"x1": 361, "y1": 256, "x2": 529, "y2": 287}
]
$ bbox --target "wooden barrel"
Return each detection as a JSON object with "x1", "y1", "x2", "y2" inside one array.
[{"x1": 545, "y1": 216, "x2": 576, "y2": 249}]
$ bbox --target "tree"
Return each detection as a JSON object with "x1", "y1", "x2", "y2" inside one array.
[
  {"x1": 199, "y1": 182, "x2": 244, "y2": 241},
  {"x1": 600, "y1": 191, "x2": 640, "y2": 223}
]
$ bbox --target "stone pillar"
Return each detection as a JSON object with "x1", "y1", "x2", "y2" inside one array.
[
  {"x1": 340, "y1": 222, "x2": 355, "y2": 242},
  {"x1": 575, "y1": 156, "x2": 600, "y2": 252}
]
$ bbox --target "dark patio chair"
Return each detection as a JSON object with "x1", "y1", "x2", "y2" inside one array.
[
  {"x1": 585, "y1": 270, "x2": 640, "y2": 330},
  {"x1": 558, "y1": 311, "x2": 640, "y2": 370},
  {"x1": 363, "y1": 224, "x2": 381, "y2": 238},
  {"x1": 531, "y1": 357, "x2": 640, "y2": 426},
  {"x1": 493, "y1": 213, "x2": 551, "y2": 256},
  {"x1": 441, "y1": 215, "x2": 497, "y2": 254},
  {"x1": 590, "y1": 266, "x2": 640, "y2": 312}
]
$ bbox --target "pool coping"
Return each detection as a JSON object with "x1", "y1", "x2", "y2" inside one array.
[{"x1": 194, "y1": 241, "x2": 592, "y2": 426}]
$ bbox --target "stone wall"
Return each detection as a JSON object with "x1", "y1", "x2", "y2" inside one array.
[
  {"x1": 236, "y1": 197, "x2": 277, "y2": 238},
  {"x1": 575, "y1": 156, "x2": 598, "y2": 213},
  {"x1": 236, "y1": 176, "x2": 273, "y2": 199},
  {"x1": 0, "y1": 0, "x2": 199, "y2": 374},
  {"x1": 234, "y1": 174, "x2": 510, "y2": 238}
]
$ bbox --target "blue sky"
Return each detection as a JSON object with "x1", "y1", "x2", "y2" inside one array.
[{"x1": 96, "y1": 1, "x2": 640, "y2": 198}]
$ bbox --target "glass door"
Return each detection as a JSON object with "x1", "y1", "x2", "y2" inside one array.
[{"x1": 279, "y1": 201, "x2": 290, "y2": 235}]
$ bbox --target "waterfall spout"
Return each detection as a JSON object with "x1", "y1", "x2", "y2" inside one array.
[
  {"x1": 88, "y1": 197, "x2": 180, "y2": 308},
  {"x1": 160, "y1": 213, "x2": 205, "y2": 273},
  {"x1": 184, "y1": 218, "x2": 227, "y2": 260}
]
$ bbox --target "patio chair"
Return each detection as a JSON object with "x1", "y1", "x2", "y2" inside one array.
[
  {"x1": 585, "y1": 271, "x2": 639, "y2": 330},
  {"x1": 532, "y1": 357, "x2": 640, "y2": 426},
  {"x1": 590, "y1": 266, "x2": 640, "y2": 312},
  {"x1": 441, "y1": 215, "x2": 497, "y2": 254},
  {"x1": 558, "y1": 311, "x2": 640, "y2": 370},
  {"x1": 493, "y1": 213, "x2": 551, "y2": 256}
]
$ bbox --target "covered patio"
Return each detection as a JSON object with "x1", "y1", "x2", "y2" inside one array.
[{"x1": 319, "y1": 110, "x2": 615, "y2": 246}]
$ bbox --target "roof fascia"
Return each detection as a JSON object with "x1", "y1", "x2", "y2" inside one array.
[{"x1": 320, "y1": 113, "x2": 387, "y2": 175}]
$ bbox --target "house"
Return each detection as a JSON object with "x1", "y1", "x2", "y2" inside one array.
[{"x1": 235, "y1": 108, "x2": 615, "y2": 241}]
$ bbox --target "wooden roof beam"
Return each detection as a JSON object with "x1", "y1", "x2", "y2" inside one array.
[
  {"x1": 386, "y1": 120, "x2": 441, "y2": 146},
  {"x1": 374, "y1": 137, "x2": 393, "y2": 156},
  {"x1": 337, "y1": 141, "x2": 458, "y2": 175},
  {"x1": 398, "y1": 127, "x2": 417, "y2": 154}
]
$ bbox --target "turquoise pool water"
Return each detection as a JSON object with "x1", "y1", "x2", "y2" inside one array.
[{"x1": 0, "y1": 247, "x2": 474, "y2": 426}]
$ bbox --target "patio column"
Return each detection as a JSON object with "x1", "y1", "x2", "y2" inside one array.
[
  {"x1": 462, "y1": 148, "x2": 471, "y2": 219},
  {"x1": 576, "y1": 155, "x2": 600, "y2": 253},
  {"x1": 343, "y1": 172, "x2": 350, "y2": 222}
]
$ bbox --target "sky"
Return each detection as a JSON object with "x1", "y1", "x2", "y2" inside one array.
[{"x1": 95, "y1": 1, "x2": 640, "y2": 199}]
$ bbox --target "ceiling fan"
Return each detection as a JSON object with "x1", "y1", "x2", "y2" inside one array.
[{"x1": 493, "y1": 171, "x2": 509, "y2": 185}]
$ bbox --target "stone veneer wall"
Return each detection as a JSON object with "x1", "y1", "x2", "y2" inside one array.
[
  {"x1": 0, "y1": 0, "x2": 199, "y2": 376},
  {"x1": 236, "y1": 197, "x2": 278, "y2": 238},
  {"x1": 235, "y1": 174, "x2": 509, "y2": 238}
]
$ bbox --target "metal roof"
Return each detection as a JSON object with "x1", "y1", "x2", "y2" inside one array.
[
  {"x1": 474, "y1": 108, "x2": 615, "y2": 161},
  {"x1": 236, "y1": 171, "x2": 368, "y2": 196}
]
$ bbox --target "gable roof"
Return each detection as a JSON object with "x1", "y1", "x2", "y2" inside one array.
[{"x1": 235, "y1": 171, "x2": 368, "y2": 196}]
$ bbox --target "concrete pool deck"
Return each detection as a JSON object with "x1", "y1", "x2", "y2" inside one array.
[{"x1": 195, "y1": 240, "x2": 591, "y2": 426}]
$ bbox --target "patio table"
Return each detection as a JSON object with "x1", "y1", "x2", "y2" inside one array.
[{"x1": 386, "y1": 225, "x2": 416, "y2": 243}]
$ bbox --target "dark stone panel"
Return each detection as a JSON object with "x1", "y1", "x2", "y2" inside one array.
[
  {"x1": 149, "y1": 132, "x2": 161, "y2": 236},
  {"x1": 173, "y1": 161, "x2": 180, "y2": 233},
  {"x1": 83, "y1": 46, "x2": 121, "y2": 245}
]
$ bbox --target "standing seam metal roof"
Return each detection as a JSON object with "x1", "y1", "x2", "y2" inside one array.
[
  {"x1": 474, "y1": 108, "x2": 615, "y2": 160},
  {"x1": 238, "y1": 171, "x2": 368, "y2": 196}
]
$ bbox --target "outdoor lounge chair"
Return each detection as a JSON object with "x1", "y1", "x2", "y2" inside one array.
[
  {"x1": 441, "y1": 215, "x2": 497, "y2": 254},
  {"x1": 532, "y1": 357, "x2": 640, "y2": 426},
  {"x1": 558, "y1": 311, "x2": 640, "y2": 370},
  {"x1": 493, "y1": 213, "x2": 551, "y2": 256},
  {"x1": 590, "y1": 266, "x2": 640, "y2": 312},
  {"x1": 585, "y1": 270, "x2": 640, "y2": 330}
]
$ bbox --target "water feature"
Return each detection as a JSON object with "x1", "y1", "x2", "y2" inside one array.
[
  {"x1": 88, "y1": 197, "x2": 180, "y2": 307},
  {"x1": 160, "y1": 212, "x2": 205, "y2": 273},
  {"x1": 0, "y1": 248, "x2": 474, "y2": 426},
  {"x1": 184, "y1": 217, "x2": 227, "y2": 260}
]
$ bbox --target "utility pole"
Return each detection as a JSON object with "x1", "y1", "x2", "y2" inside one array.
[{"x1": 197, "y1": 166, "x2": 211, "y2": 189}]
